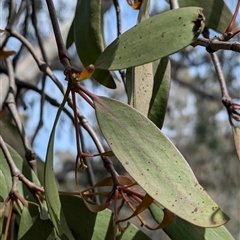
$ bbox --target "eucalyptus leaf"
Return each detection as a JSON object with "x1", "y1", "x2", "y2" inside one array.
[
  {"x1": 18, "y1": 203, "x2": 54, "y2": 240},
  {"x1": 149, "y1": 201, "x2": 234, "y2": 240},
  {"x1": 44, "y1": 94, "x2": 74, "y2": 239},
  {"x1": 128, "y1": 2, "x2": 154, "y2": 116},
  {"x1": 94, "y1": 96, "x2": 229, "y2": 227},
  {"x1": 148, "y1": 57, "x2": 171, "y2": 129},
  {"x1": 0, "y1": 170, "x2": 8, "y2": 237},
  {"x1": 95, "y1": 7, "x2": 204, "y2": 70},
  {"x1": 66, "y1": 21, "x2": 74, "y2": 49},
  {"x1": 177, "y1": 0, "x2": 234, "y2": 33},
  {"x1": 60, "y1": 195, "x2": 150, "y2": 240},
  {"x1": 232, "y1": 126, "x2": 240, "y2": 161},
  {"x1": 74, "y1": 0, "x2": 116, "y2": 88}
]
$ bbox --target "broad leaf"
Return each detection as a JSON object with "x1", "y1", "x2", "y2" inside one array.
[
  {"x1": 74, "y1": 0, "x2": 116, "y2": 88},
  {"x1": 127, "y1": 1, "x2": 154, "y2": 116},
  {"x1": 18, "y1": 203, "x2": 54, "y2": 240},
  {"x1": 44, "y1": 94, "x2": 74, "y2": 239},
  {"x1": 177, "y1": 0, "x2": 234, "y2": 33},
  {"x1": 94, "y1": 96, "x2": 229, "y2": 227},
  {"x1": 95, "y1": 7, "x2": 204, "y2": 70},
  {"x1": 148, "y1": 57, "x2": 171, "y2": 129},
  {"x1": 150, "y1": 201, "x2": 234, "y2": 240},
  {"x1": 60, "y1": 195, "x2": 150, "y2": 240}
]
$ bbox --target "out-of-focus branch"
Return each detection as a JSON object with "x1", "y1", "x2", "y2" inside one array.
[
  {"x1": 0, "y1": 135, "x2": 44, "y2": 195},
  {"x1": 5, "y1": 28, "x2": 66, "y2": 96},
  {"x1": 4, "y1": 58, "x2": 37, "y2": 174},
  {"x1": 210, "y1": 53, "x2": 229, "y2": 99},
  {"x1": 30, "y1": 1, "x2": 49, "y2": 145},
  {"x1": 173, "y1": 77, "x2": 221, "y2": 101},
  {"x1": 192, "y1": 38, "x2": 240, "y2": 53},
  {"x1": 45, "y1": 0, "x2": 72, "y2": 70},
  {"x1": 112, "y1": 0, "x2": 122, "y2": 36}
]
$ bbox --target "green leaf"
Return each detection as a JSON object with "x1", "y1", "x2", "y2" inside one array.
[
  {"x1": 60, "y1": 195, "x2": 150, "y2": 240},
  {"x1": 0, "y1": 119, "x2": 25, "y2": 158},
  {"x1": 126, "y1": 0, "x2": 154, "y2": 116},
  {"x1": 0, "y1": 170, "x2": 8, "y2": 237},
  {"x1": 94, "y1": 96, "x2": 229, "y2": 227},
  {"x1": 137, "y1": 0, "x2": 150, "y2": 22},
  {"x1": 74, "y1": 0, "x2": 116, "y2": 89},
  {"x1": 44, "y1": 94, "x2": 74, "y2": 239},
  {"x1": 149, "y1": 202, "x2": 234, "y2": 240},
  {"x1": 66, "y1": 21, "x2": 74, "y2": 49},
  {"x1": 232, "y1": 126, "x2": 240, "y2": 161},
  {"x1": 18, "y1": 203, "x2": 54, "y2": 240},
  {"x1": 177, "y1": 0, "x2": 234, "y2": 33},
  {"x1": 148, "y1": 57, "x2": 171, "y2": 129},
  {"x1": 95, "y1": 7, "x2": 204, "y2": 70},
  {"x1": 127, "y1": 63, "x2": 154, "y2": 116}
]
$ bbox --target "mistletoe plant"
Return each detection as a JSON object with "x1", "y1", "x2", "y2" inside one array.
[{"x1": 0, "y1": 0, "x2": 240, "y2": 239}]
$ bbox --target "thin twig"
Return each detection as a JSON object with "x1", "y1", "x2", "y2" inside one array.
[
  {"x1": 112, "y1": 0, "x2": 126, "y2": 84},
  {"x1": 45, "y1": 0, "x2": 72, "y2": 70},
  {"x1": 112, "y1": 0, "x2": 122, "y2": 36},
  {"x1": 4, "y1": 58, "x2": 37, "y2": 174},
  {"x1": 5, "y1": 28, "x2": 66, "y2": 95},
  {"x1": 0, "y1": 136, "x2": 44, "y2": 194},
  {"x1": 1, "y1": 0, "x2": 28, "y2": 49},
  {"x1": 210, "y1": 53, "x2": 230, "y2": 99},
  {"x1": 30, "y1": 1, "x2": 49, "y2": 145}
]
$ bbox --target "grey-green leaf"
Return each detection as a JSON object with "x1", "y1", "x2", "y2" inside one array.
[
  {"x1": 95, "y1": 7, "x2": 204, "y2": 70},
  {"x1": 44, "y1": 96, "x2": 74, "y2": 239},
  {"x1": 94, "y1": 96, "x2": 229, "y2": 227},
  {"x1": 18, "y1": 203, "x2": 54, "y2": 240},
  {"x1": 74, "y1": 0, "x2": 116, "y2": 88},
  {"x1": 60, "y1": 195, "x2": 150, "y2": 240},
  {"x1": 177, "y1": 0, "x2": 234, "y2": 33},
  {"x1": 148, "y1": 57, "x2": 171, "y2": 129},
  {"x1": 149, "y1": 201, "x2": 234, "y2": 240}
]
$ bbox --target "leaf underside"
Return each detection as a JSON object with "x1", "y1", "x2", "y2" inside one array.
[{"x1": 94, "y1": 96, "x2": 229, "y2": 227}]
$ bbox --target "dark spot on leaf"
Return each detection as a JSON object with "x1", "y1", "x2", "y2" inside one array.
[
  {"x1": 125, "y1": 161, "x2": 129, "y2": 165},
  {"x1": 119, "y1": 57, "x2": 121, "y2": 60},
  {"x1": 179, "y1": 35, "x2": 181, "y2": 37},
  {"x1": 183, "y1": 24, "x2": 186, "y2": 27},
  {"x1": 172, "y1": 204, "x2": 174, "y2": 207},
  {"x1": 146, "y1": 169, "x2": 149, "y2": 171},
  {"x1": 140, "y1": 36, "x2": 142, "y2": 39},
  {"x1": 189, "y1": 193, "x2": 192, "y2": 195},
  {"x1": 175, "y1": 199, "x2": 177, "y2": 202},
  {"x1": 179, "y1": 17, "x2": 182, "y2": 20},
  {"x1": 194, "y1": 208, "x2": 197, "y2": 212}
]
